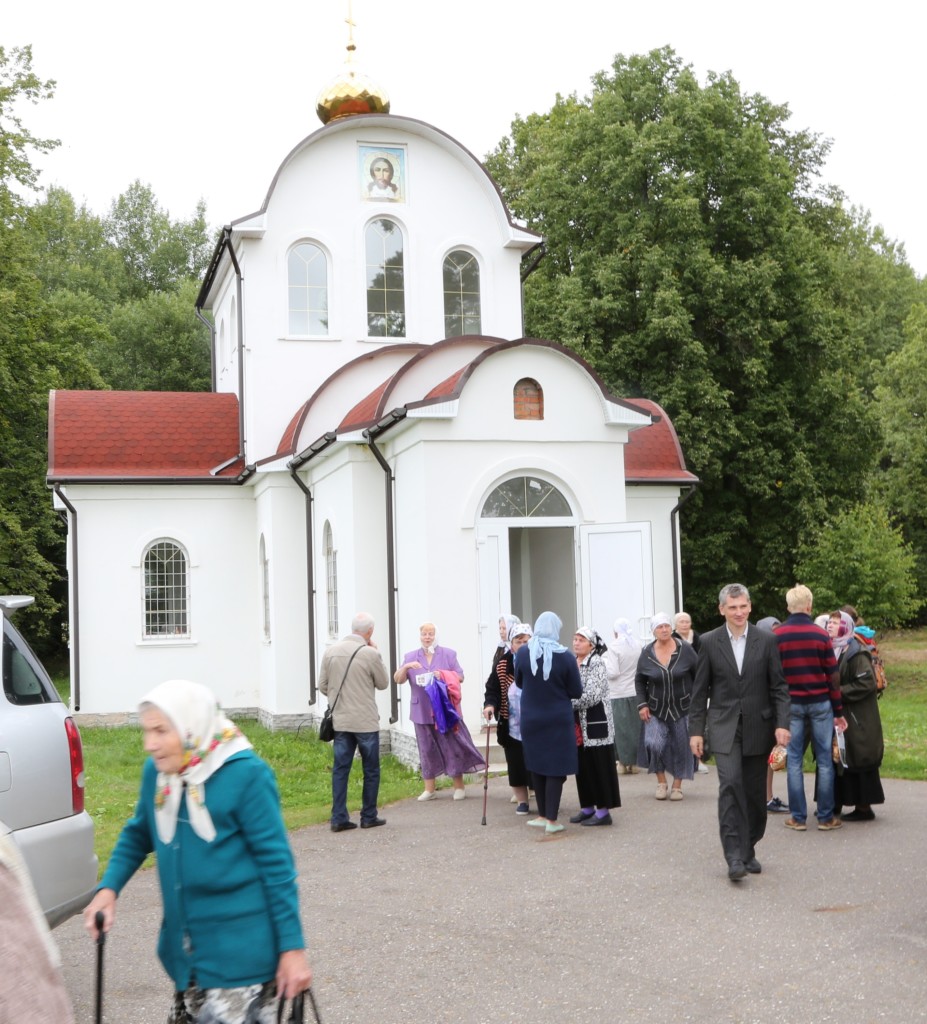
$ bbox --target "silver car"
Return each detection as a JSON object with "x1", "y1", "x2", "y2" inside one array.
[{"x1": 1, "y1": 596, "x2": 97, "y2": 927}]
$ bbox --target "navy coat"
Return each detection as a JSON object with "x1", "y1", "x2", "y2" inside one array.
[{"x1": 515, "y1": 645, "x2": 583, "y2": 777}]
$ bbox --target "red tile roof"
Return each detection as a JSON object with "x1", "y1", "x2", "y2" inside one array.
[
  {"x1": 48, "y1": 391, "x2": 244, "y2": 480},
  {"x1": 622, "y1": 399, "x2": 698, "y2": 484}
]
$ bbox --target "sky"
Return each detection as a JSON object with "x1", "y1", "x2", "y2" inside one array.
[{"x1": 5, "y1": 0, "x2": 926, "y2": 276}]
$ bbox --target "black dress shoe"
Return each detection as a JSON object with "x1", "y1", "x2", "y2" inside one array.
[
  {"x1": 581, "y1": 813, "x2": 613, "y2": 826},
  {"x1": 728, "y1": 860, "x2": 747, "y2": 881},
  {"x1": 330, "y1": 821, "x2": 358, "y2": 832},
  {"x1": 569, "y1": 810, "x2": 595, "y2": 823},
  {"x1": 841, "y1": 809, "x2": 875, "y2": 822},
  {"x1": 361, "y1": 817, "x2": 387, "y2": 829},
  {"x1": 744, "y1": 857, "x2": 762, "y2": 874}
]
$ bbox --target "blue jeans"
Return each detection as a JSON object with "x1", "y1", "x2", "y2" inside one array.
[
  {"x1": 331, "y1": 730, "x2": 381, "y2": 825},
  {"x1": 787, "y1": 701, "x2": 835, "y2": 823}
]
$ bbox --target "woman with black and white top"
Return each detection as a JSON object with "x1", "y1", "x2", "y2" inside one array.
[{"x1": 570, "y1": 627, "x2": 621, "y2": 826}]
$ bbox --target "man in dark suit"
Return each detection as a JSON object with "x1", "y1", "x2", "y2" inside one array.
[{"x1": 690, "y1": 583, "x2": 790, "y2": 881}]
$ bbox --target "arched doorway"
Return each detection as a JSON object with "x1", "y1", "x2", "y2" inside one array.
[{"x1": 476, "y1": 476, "x2": 577, "y2": 667}]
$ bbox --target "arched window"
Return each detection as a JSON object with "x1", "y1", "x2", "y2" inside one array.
[
  {"x1": 365, "y1": 219, "x2": 405, "y2": 337},
  {"x1": 443, "y1": 249, "x2": 481, "y2": 338},
  {"x1": 324, "y1": 521, "x2": 338, "y2": 638},
  {"x1": 142, "y1": 539, "x2": 189, "y2": 638},
  {"x1": 288, "y1": 242, "x2": 328, "y2": 335},
  {"x1": 514, "y1": 377, "x2": 544, "y2": 420},
  {"x1": 480, "y1": 477, "x2": 572, "y2": 518},
  {"x1": 260, "y1": 534, "x2": 271, "y2": 641}
]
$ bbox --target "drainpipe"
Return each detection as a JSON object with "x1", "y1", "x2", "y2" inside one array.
[
  {"x1": 288, "y1": 433, "x2": 338, "y2": 706},
  {"x1": 670, "y1": 484, "x2": 699, "y2": 612},
  {"x1": 52, "y1": 486, "x2": 81, "y2": 711},
  {"x1": 363, "y1": 410, "x2": 406, "y2": 724}
]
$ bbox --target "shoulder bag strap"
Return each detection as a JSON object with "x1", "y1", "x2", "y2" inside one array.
[{"x1": 328, "y1": 644, "x2": 364, "y2": 713}]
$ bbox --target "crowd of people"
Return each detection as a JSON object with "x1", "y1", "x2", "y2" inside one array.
[{"x1": 55, "y1": 586, "x2": 883, "y2": 1021}]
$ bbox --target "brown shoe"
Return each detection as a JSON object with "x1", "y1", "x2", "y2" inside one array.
[
  {"x1": 784, "y1": 817, "x2": 807, "y2": 831},
  {"x1": 818, "y1": 817, "x2": 843, "y2": 831}
]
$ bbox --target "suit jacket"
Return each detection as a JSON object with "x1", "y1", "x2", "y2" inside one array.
[{"x1": 690, "y1": 624, "x2": 790, "y2": 757}]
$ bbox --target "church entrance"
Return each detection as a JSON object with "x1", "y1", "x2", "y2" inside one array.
[{"x1": 475, "y1": 475, "x2": 655, "y2": 672}]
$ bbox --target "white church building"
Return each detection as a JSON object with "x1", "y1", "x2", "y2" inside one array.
[{"x1": 47, "y1": 47, "x2": 697, "y2": 757}]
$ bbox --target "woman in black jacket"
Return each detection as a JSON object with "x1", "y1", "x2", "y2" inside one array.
[
  {"x1": 483, "y1": 622, "x2": 532, "y2": 815},
  {"x1": 827, "y1": 611, "x2": 884, "y2": 821}
]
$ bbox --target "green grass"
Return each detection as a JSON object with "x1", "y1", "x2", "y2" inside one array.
[{"x1": 50, "y1": 629, "x2": 927, "y2": 872}]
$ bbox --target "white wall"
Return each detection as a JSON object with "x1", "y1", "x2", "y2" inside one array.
[{"x1": 63, "y1": 485, "x2": 259, "y2": 715}]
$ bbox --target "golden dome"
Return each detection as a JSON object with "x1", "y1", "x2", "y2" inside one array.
[{"x1": 316, "y1": 36, "x2": 389, "y2": 125}]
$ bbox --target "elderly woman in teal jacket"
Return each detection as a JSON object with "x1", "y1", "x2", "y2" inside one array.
[{"x1": 83, "y1": 680, "x2": 311, "y2": 1024}]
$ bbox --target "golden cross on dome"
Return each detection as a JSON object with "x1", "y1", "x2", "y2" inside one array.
[{"x1": 345, "y1": 0, "x2": 357, "y2": 52}]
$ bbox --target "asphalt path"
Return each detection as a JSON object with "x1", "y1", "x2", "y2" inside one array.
[{"x1": 56, "y1": 769, "x2": 927, "y2": 1023}]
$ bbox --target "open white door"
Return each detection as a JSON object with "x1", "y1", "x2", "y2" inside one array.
[
  {"x1": 579, "y1": 523, "x2": 654, "y2": 642},
  {"x1": 475, "y1": 527, "x2": 511, "y2": 680}
]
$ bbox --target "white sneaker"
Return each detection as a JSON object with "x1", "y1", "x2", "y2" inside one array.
[
  {"x1": 453, "y1": 789, "x2": 466, "y2": 801},
  {"x1": 417, "y1": 790, "x2": 437, "y2": 802},
  {"x1": 697, "y1": 762, "x2": 710, "y2": 774}
]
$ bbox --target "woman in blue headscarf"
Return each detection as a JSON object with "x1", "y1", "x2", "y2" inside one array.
[{"x1": 514, "y1": 611, "x2": 584, "y2": 834}]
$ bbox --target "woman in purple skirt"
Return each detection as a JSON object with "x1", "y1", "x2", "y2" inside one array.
[{"x1": 395, "y1": 623, "x2": 486, "y2": 801}]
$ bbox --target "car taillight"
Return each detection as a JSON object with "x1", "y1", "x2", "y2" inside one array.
[{"x1": 64, "y1": 717, "x2": 86, "y2": 814}]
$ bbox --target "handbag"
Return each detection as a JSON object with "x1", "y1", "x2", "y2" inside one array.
[
  {"x1": 318, "y1": 644, "x2": 364, "y2": 742},
  {"x1": 278, "y1": 988, "x2": 322, "y2": 1023}
]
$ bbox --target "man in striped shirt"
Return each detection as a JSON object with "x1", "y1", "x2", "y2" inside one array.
[{"x1": 774, "y1": 585, "x2": 847, "y2": 831}]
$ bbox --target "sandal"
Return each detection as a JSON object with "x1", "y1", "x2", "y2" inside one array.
[{"x1": 655, "y1": 783, "x2": 668, "y2": 800}]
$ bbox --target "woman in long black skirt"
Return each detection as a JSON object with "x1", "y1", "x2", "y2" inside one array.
[{"x1": 570, "y1": 627, "x2": 621, "y2": 826}]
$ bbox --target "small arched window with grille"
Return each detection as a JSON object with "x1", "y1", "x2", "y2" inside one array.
[
  {"x1": 443, "y1": 249, "x2": 481, "y2": 338},
  {"x1": 513, "y1": 378, "x2": 544, "y2": 420},
  {"x1": 142, "y1": 539, "x2": 189, "y2": 638}
]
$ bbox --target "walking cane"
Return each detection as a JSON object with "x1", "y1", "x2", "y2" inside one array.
[
  {"x1": 94, "y1": 910, "x2": 106, "y2": 1024},
  {"x1": 481, "y1": 714, "x2": 493, "y2": 826}
]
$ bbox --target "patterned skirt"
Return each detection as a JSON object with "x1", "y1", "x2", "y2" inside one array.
[
  {"x1": 638, "y1": 715, "x2": 694, "y2": 781},
  {"x1": 414, "y1": 719, "x2": 487, "y2": 779},
  {"x1": 169, "y1": 980, "x2": 277, "y2": 1024}
]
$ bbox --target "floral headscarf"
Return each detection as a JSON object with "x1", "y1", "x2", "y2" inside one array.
[
  {"x1": 508, "y1": 622, "x2": 532, "y2": 643},
  {"x1": 527, "y1": 611, "x2": 568, "y2": 680},
  {"x1": 140, "y1": 679, "x2": 252, "y2": 843},
  {"x1": 830, "y1": 611, "x2": 856, "y2": 656}
]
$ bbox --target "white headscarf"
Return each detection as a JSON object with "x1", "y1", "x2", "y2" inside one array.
[
  {"x1": 612, "y1": 618, "x2": 636, "y2": 648},
  {"x1": 498, "y1": 614, "x2": 520, "y2": 650},
  {"x1": 650, "y1": 612, "x2": 672, "y2": 632},
  {"x1": 140, "y1": 679, "x2": 252, "y2": 843}
]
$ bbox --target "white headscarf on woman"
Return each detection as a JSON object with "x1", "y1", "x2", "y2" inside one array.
[
  {"x1": 498, "y1": 613, "x2": 520, "y2": 651},
  {"x1": 612, "y1": 618, "x2": 637, "y2": 648},
  {"x1": 140, "y1": 679, "x2": 252, "y2": 844},
  {"x1": 527, "y1": 611, "x2": 568, "y2": 680}
]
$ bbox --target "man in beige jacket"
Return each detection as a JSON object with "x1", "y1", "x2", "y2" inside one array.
[{"x1": 319, "y1": 612, "x2": 390, "y2": 832}]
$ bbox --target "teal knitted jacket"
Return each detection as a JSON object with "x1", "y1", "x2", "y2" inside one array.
[{"x1": 100, "y1": 750, "x2": 305, "y2": 990}]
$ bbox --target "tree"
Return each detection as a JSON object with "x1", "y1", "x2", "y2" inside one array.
[
  {"x1": 0, "y1": 45, "x2": 58, "y2": 200},
  {"x1": 874, "y1": 302, "x2": 927, "y2": 611},
  {"x1": 795, "y1": 502, "x2": 919, "y2": 629},
  {"x1": 0, "y1": 48, "x2": 105, "y2": 650},
  {"x1": 486, "y1": 47, "x2": 910, "y2": 623},
  {"x1": 105, "y1": 181, "x2": 213, "y2": 297}
]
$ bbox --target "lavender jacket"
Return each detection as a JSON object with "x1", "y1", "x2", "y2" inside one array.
[{"x1": 401, "y1": 646, "x2": 465, "y2": 725}]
